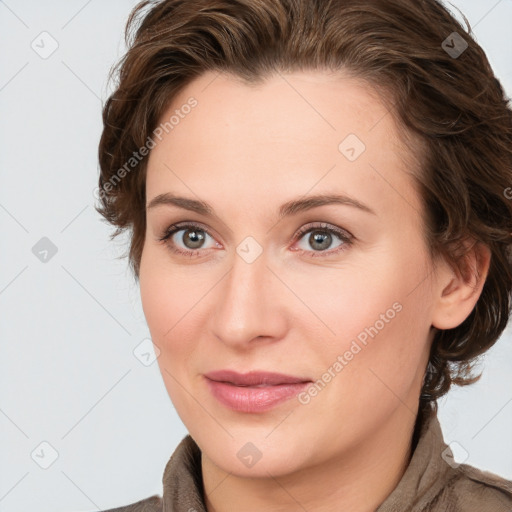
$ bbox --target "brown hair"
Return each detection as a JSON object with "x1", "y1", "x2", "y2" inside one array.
[{"x1": 96, "y1": 0, "x2": 512, "y2": 412}]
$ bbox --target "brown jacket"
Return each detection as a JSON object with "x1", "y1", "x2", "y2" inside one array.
[{"x1": 102, "y1": 410, "x2": 512, "y2": 512}]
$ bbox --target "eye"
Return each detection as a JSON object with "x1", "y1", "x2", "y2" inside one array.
[
  {"x1": 158, "y1": 222, "x2": 219, "y2": 258},
  {"x1": 158, "y1": 221, "x2": 353, "y2": 258},
  {"x1": 293, "y1": 222, "x2": 352, "y2": 258}
]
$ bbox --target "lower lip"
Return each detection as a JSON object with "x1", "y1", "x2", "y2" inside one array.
[{"x1": 205, "y1": 379, "x2": 311, "y2": 413}]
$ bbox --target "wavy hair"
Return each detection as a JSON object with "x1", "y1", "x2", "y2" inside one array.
[{"x1": 96, "y1": 0, "x2": 512, "y2": 414}]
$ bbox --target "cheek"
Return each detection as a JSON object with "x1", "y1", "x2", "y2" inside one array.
[
  {"x1": 139, "y1": 250, "x2": 207, "y2": 386},
  {"x1": 139, "y1": 243, "x2": 197, "y2": 339},
  {"x1": 139, "y1": 273, "x2": 170, "y2": 341},
  {"x1": 293, "y1": 251, "x2": 427, "y2": 350},
  {"x1": 302, "y1": 248, "x2": 432, "y2": 399},
  {"x1": 139, "y1": 264, "x2": 199, "y2": 416}
]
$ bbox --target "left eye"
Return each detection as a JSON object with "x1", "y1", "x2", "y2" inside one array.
[
  {"x1": 296, "y1": 228, "x2": 344, "y2": 252},
  {"x1": 293, "y1": 223, "x2": 352, "y2": 256}
]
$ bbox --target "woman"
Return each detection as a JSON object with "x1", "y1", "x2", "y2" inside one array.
[{"x1": 96, "y1": 0, "x2": 512, "y2": 510}]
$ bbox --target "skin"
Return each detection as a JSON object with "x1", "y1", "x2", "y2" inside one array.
[{"x1": 139, "y1": 70, "x2": 490, "y2": 512}]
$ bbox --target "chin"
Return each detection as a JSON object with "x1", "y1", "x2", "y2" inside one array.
[
  {"x1": 202, "y1": 435, "x2": 307, "y2": 478},
  {"x1": 188, "y1": 419, "x2": 319, "y2": 478}
]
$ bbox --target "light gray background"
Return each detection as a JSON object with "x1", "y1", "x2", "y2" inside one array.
[{"x1": 0, "y1": 1, "x2": 511, "y2": 511}]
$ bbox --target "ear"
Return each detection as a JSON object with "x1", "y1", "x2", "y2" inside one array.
[{"x1": 431, "y1": 240, "x2": 491, "y2": 330}]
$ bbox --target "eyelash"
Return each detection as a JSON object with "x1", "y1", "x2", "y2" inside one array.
[{"x1": 157, "y1": 221, "x2": 353, "y2": 259}]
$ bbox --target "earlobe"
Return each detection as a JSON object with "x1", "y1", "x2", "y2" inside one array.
[{"x1": 431, "y1": 241, "x2": 491, "y2": 330}]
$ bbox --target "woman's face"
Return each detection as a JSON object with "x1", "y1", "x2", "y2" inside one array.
[{"x1": 139, "y1": 70, "x2": 439, "y2": 477}]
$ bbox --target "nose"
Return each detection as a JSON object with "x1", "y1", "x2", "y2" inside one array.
[{"x1": 210, "y1": 247, "x2": 288, "y2": 350}]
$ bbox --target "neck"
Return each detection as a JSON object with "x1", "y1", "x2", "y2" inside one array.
[{"x1": 201, "y1": 405, "x2": 419, "y2": 512}]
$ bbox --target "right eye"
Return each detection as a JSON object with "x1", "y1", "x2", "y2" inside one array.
[{"x1": 158, "y1": 222, "x2": 220, "y2": 257}]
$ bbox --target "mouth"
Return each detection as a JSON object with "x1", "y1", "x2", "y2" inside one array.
[
  {"x1": 204, "y1": 369, "x2": 311, "y2": 386},
  {"x1": 204, "y1": 370, "x2": 312, "y2": 413}
]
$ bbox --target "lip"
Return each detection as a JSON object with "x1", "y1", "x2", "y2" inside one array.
[{"x1": 204, "y1": 370, "x2": 312, "y2": 413}]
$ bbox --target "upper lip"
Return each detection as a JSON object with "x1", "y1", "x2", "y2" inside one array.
[{"x1": 204, "y1": 370, "x2": 311, "y2": 386}]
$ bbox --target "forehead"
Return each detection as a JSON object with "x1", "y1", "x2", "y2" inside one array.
[
  {"x1": 145, "y1": 70, "x2": 423, "y2": 219},
  {"x1": 154, "y1": 69, "x2": 395, "y2": 149}
]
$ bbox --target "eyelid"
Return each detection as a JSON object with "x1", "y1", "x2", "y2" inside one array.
[
  {"x1": 156, "y1": 214, "x2": 228, "y2": 248},
  {"x1": 294, "y1": 222, "x2": 352, "y2": 242},
  {"x1": 159, "y1": 220, "x2": 219, "y2": 243}
]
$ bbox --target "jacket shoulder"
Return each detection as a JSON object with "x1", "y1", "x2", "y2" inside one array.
[
  {"x1": 446, "y1": 462, "x2": 512, "y2": 511},
  {"x1": 100, "y1": 494, "x2": 162, "y2": 512}
]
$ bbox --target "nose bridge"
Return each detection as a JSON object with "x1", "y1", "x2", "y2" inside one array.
[{"x1": 211, "y1": 243, "x2": 284, "y2": 346}]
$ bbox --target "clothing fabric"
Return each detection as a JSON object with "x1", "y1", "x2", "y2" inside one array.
[{"x1": 101, "y1": 409, "x2": 512, "y2": 512}]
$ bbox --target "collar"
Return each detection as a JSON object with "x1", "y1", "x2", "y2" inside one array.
[
  {"x1": 161, "y1": 407, "x2": 450, "y2": 511},
  {"x1": 376, "y1": 406, "x2": 453, "y2": 511}
]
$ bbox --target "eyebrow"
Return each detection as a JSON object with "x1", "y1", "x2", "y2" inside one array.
[{"x1": 146, "y1": 192, "x2": 376, "y2": 218}]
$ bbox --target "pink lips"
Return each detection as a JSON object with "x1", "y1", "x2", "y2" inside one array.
[{"x1": 204, "y1": 370, "x2": 312, "y2": 413}]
